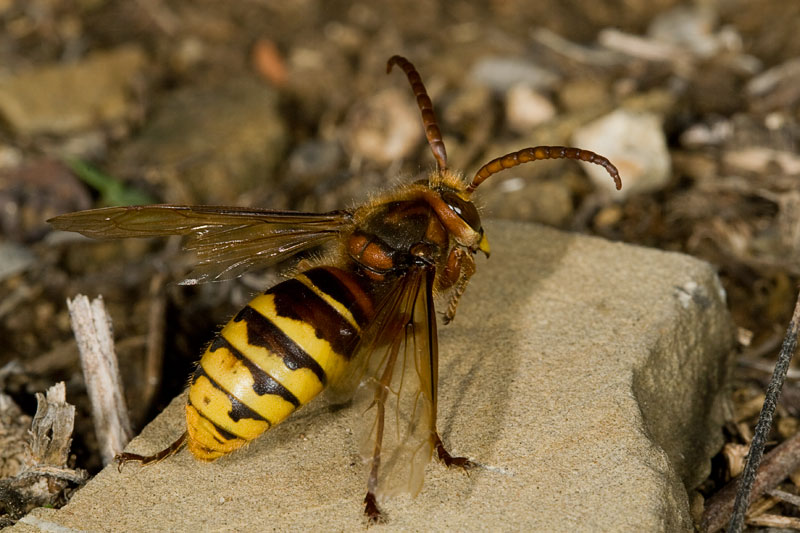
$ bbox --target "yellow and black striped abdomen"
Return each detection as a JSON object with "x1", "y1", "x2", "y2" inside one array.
[{"x1": 186, "y1": 266, "x2": 374, "y2": 460}]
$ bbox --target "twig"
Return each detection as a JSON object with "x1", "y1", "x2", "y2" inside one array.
[
  {"x1": 134, "y1": 0, "x2": 180, "y2": 36},
  {"x1": 723, "y1": 288, "x2": 800, "y2": 532},
  {"x1": 702, "y1": 431, "x2": 800, "y2": 532},
  {"x1": 746, "y1": 513, "x2": 800, "y2": 529},
  {"x1": 0, "y1": 383, "x2": 88, "y2": 520},
  {"x1": 143, "y1": 271, "x2": 167, "y2": 414},
  {"x1": 26, "y1": 384, "x2": 89, "y2": 490},
  {"x1": 740, "y1": 331, "x2": 786, "y2": 361},
  {"x1": 16, "y1": 465, "x2": 88, "y2": 485},
  {"x1": 597, "y1": 28, "x2": 684, "y2": 63},
  {"x1": 529, "y1": 28, "x2": 624, "y2": 68},
  {"x1": 29, "y1": 383, "x2": 76, "y2": 466},
  {"x1": 67, "y1": 295, "x2": 132, "y2": 464},
  {"x1": 738, "y1": 356, "x2": 800, "y2": 380},
  {"x1": 746, "y1": 495, "x2": 778, "y2": 518},
  {"x1": 768, "y1": 488, "x2": 800, "y2": 509}
]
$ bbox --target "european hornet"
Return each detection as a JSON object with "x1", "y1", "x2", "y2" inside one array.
[{"x1": 49, "y1": 55, "x2": 621, "y2": 522}]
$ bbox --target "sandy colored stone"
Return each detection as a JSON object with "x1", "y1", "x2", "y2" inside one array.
[
  {"x1": 109, "y1": 78, "x2": 287, "y2": 205},
  {"x1": 12, "y1": 221, "x2": 733, "y2": 532}
]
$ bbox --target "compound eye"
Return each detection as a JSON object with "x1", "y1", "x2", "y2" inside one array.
[{"x1": 441, "y1": 191, "x2": 481, "y2": 232}]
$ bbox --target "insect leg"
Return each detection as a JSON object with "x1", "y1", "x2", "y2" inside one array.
[
  {"x1": 425, "y1": 260, "x2": 475, "y2": 471},
  {"x1": 433, "y1": 433, "x2": 475, "y2": 470},
  {"x1": 115, "y1": 431, "x2": 188, "y2": 471},
  {"x1": 441, "y1": 249, "x2": 476, "y2": 324},
  {"x1": 364, "y1": 327, "x2": 404, "y2": 523},
  {"x1": 363, "y1": 394, "x2": 385, "y2": 523}
]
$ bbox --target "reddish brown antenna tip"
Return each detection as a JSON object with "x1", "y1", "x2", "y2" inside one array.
[{"x1": 467, "y1": 146, "x2": 622, "y2": 194}]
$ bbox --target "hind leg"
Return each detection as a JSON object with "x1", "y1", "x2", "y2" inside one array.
[{"x1": 115, "y1": 431, "x2": 188, "y2": 471}]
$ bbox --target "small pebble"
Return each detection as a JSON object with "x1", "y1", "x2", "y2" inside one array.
[
  {"x1": 344, "y1": 88, "x2": 420, "y2": 164},
  {"x1": 572, "y1": 109, "x2": 671, "y2": 198},
  {"x1": 0, "y1": 45, "x2": 148, "y2": 137},
  {"x1": 647, "y1": 5, "x2": 720, "y2": 58},
  {"x1": 0, "y1": 242, "x2": 35, "y2": 282},
  {"x1": 505, "y1": 84, "x2": 556, "y2": 133},
  {"x1": 469, "y1": 56, "x2": 559, "y2": 93}
]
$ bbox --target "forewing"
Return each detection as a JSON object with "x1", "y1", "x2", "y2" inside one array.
[
  {"x1": 339, "y1": 264, "x2": 438, "y2": 501},
  {"x1": 49, "y1": 205, "x2": 354, "y2": 283}
]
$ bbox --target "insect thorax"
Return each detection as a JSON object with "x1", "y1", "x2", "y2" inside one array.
[{"x1": 347, "y1": 199, "x2": 451, "y2": 278}]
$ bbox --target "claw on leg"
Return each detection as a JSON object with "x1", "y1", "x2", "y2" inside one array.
[
  {"x1": 434, "y1": 433, "x2": 475, "y2": 470},
  {"x1": 364, "y1": 492, "x2": 384, "y2": 524}
]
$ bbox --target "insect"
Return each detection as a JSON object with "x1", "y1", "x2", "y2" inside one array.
[{"x1": 49, "y1": 55, "x2": 621, "y2": 522}]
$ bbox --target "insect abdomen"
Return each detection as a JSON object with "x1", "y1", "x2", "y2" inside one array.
[{"x1": 186, "y1": 266, "x2": 373, "y2": 460}]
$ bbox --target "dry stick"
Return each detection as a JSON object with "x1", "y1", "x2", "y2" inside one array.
[
  {"x1": 768, "y1": 488, "x2": 800, "y2": 508},
  {"x1": 0, "y1": 383, "x2": 88, "y2": 520},
  {"x1": 67, "y1": 295, "x2": 133, "y2": 465},
  {"x1": 727, "y1": 289, "x2": 800, "y2": 532},
  {"x1": 142, "y1": 272, "x2": 166, "y2": 414},
  {"x1": 747, "y1": 514, "x2": 800, "y2": 529},
  {"x1": 29, "y1": 383, "x2": 76, "y2": 467},
  {"x1": 703, "y1": 430, "x2": 800, "y2": 532},
  {"x1": 26, "y1": 383, "x2": 89, "y2": 484}
]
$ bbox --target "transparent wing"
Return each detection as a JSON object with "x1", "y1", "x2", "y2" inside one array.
[
  {"x1": 49, "y1": 205, "x2": 354, "y2": 283},
  {"x1": 337, "y1": 263, "x2": 438, "y2": 501}
]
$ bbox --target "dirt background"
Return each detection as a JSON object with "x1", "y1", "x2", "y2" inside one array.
[{"x1": 1, "y1": 0, "x2": 800, "y2": 528}]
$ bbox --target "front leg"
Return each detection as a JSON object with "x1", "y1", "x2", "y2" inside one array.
[{"x1": 440, "y1": 248, "x2": 476, "y2": 324}]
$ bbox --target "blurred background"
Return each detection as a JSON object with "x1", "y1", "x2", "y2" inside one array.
[{"x1": 0, "y1": 0, "x2": 798, "y2": 526}]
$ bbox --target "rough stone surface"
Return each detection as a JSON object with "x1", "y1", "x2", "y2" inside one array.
[
  {"x1": 0, "y1": 46, "x2": 147, "y2": 137},
  {"x1": 11, "y1": 221, "x2": 734, "y2": 532}
]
